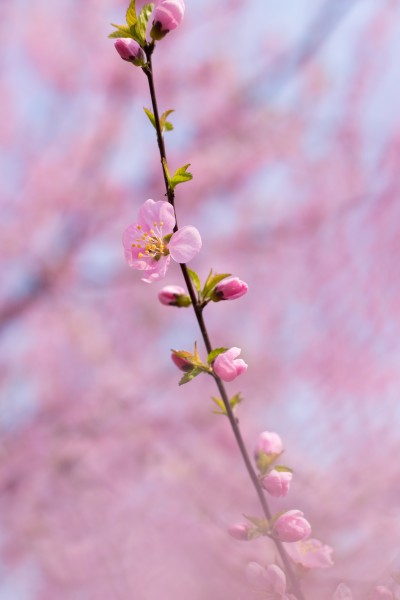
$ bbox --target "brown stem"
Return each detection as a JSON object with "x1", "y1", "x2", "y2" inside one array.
[{"x1": 141, "y1": 46, "x2": 306, "y2": 600}]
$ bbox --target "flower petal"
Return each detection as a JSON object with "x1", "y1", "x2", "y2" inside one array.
[
  {"x1": 169, "y1": 226, "x2": 202, "y2": 263},
  {"x1": 140, "y1": 256, "x2": 171, "y2": 283},
  {"x1": 137, "y1": 199, "x2": 175, "y2": 234}
]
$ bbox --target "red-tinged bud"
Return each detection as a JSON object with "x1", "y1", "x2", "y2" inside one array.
[
  {"x1": 114, "y1": 38, "x2": 146, "y2": 65},
  {"x1": 158, "y1": 285, "x2": 190, "y2": 307},
  {"x1": 171, "y1": 352, "x2": 193, "y2": 372},
  {"x1": 213, "y1": 277, "x2": 248, "y2": 301},
  {"x1": 150, "y1": 0, "x2": 185, "y2": 40}
]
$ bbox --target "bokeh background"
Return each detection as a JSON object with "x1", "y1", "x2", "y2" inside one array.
[{"x1": 2, "y1": 0, "x2": 400, "y2": 598}]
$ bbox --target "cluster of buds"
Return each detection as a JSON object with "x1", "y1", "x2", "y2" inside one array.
[
  {"x1": 114, "y1": 0, "x2": 186, "y2": 67},
  {"x1": 229, "y1": 432, "x2": 311, "y2": 544}
]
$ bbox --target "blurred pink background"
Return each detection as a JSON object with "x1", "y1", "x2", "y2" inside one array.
[{"x1": 2, "y1": 0, "x2": 400, "y2": 598}]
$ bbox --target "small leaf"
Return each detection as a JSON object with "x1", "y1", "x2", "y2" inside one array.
[
  {"x1": 207, "y1": 347, "x2": 228, "y2": 365},
  {"x1": 170, "y1": 164, "x2": 193, "y2": 189},
  {"x1": 179, "y1": 367, "x2": 204, "y2": 386},
  {"x1": 131, "y1": 3, "x2": 154, "y2": 45},
  {"x1": 230, "y1": 393, "x2": 243, "y2": 410},
  {"x1": 143, "y1": 107, "x2": 156, "y2": 130},
  {"x1": 160, "y1": 109, "x2": 175, "y2": 132},
  {"x1": 211, "y1": 396, "x2": 227, "y2": 415},
  {"x1": 108, "y1": 23, "x2": 133, "y2": 38},
  {"x1": 202, "y1": 273, "x2": 231, "y2": 298},
  {"x1": 126, "y1": 0, "x2": 137, "y2": 27},
  {"x1": 164, "y1": 121, "x2": 174, "y2": 132},
  {"x1": 187, "y1": 268, "x2": 201, "y2": 293}
]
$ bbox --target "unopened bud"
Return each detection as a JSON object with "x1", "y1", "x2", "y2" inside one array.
[
  {"x1": 114, "y1": 38, "x2": 146, "y2": 65},
  {"x1": 272, "y1": 510, "x2": 311, "y2": 543},
  {"x1": 261, "y1": 469, "x2": 292, "y2": 498},
  {"x1": 171, "y1": 351, "x2": 193, "y2": 372},
  {"x1": 158, "y1": 285, "x2": 190, "y2": 307},
  {"x1": 228, "y1": 522, "x2": 252, "y2": 541},
  {"x1": 212, "y1": 277, "x2": 248, "y2": 301},
  {"x1": 150, "y1": 0, "x2": 185, "y2": 40}
]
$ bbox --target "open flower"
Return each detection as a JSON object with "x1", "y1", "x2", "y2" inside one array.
[
  {"x1": 123, "y1": 199, "x2": 201, "y2": 283},
  {"x1": 284, "y1": 538, "x2": 334, "y2": 569},
  {"x1": 213, "y1": 347, "x2": 247, "y2": 382}
]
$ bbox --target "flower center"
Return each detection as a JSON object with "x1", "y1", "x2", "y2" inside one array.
[{"x1": 131, "y1": 221, "x2": 169, "y2": 261}]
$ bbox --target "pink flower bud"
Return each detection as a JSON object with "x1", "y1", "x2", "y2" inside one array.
[
  {"x1": 158, "y1": 285, "x2": 190, "y2": 306},
  {"x1": 261, "y1": 469, "x2": 292, "y2": 497},
  {"x1": 272, "y1": 510, "x2": 311, "y2": 543},
  {"x1": 213, "y1": 347, "x2": 247, "y2": 382},
  {"x1": 171, "y1": 352, "x2": 192, "y2": 372},
  {"x1": 114, "y1": 38, "x2": 145, "y2": 64},
  {"x1": 151, "y1": 0, "x2": 185, "y2": 39},
  {"x1": 283, "y1": 538, "x2": 334, "y2": 569},
  {"x1": 213, "y1": 277, "x2": 248, "y2": 301},
  {"x1": 255, "y1": 431, "x2": 283, "y2": 459},
  {"x1": 228, "y1": 522, "x2": 251, "y2": 541}
]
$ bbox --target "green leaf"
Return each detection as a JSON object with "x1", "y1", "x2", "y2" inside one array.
[
  {"x1": 230, "y1": 393, "x2": 243, "y2": 410},
  {"x1": 207, "y1": 347, "x2": 228, "y2": 365},
  {"x1": 202, "y1": 273, "x2": 231, "y2": 298},
  {"x1": 126, "y1": 0, "x2": 137, "y2": 27},
  {"x1": 164, "y1": 121, "x2": 174, "y2": 132},
  {"x1": 108, "y1": 23, "x2": 133, "y2": 38},
  {"x1": 131, "y1": 3, "x2": 154, "y2": 45},
  {"x1": 211, "y1": 396, "x2": 227, "y2": 415},
  {"x1": 170, "y1": 164, "x2": 193, "y2": 189},
  {"x1": 187, "y1": 268, "x2": 201, "y2": 293},
  {"x1": 179, "y1": 367, "x2": 204, "y2": 386},
  {"x1": 143, "y1": 107, "x2": 156, "y2": 130}
]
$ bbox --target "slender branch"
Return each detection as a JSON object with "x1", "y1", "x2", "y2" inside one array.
[{"x1": 142, "y1": 46, "x2": 306, "y2": 600}]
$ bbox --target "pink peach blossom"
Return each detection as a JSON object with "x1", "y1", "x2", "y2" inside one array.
[
  {"x1": 368, "y1": 586, "x2": 393, "y2": 599},
  {"x1": 245, "y1": 562, "x2": 298, "y2": 599},
  {"x1": 213, "y1": 277, "x2": 248, "y2": 300},
  {"x1": 332, "y1": 584, "x2": 353, "y2": 600},
  {"x1": 261, "y1": 469, "x2": 292, "y2": 497},
  {"x1": 283, "y1": 538, "x2": 334, "y2": 568},
  {"x1": 123, "y1": 199, "x2": 201, "y2": 283},
  {"x1": 212, "y1": 347, "x2": 247, "y2": 382},
  {"x1": 152, "y1": 0, "x2": 185, "y2": 33},
  {"x1": 272, "y1": 510, "x2": 311, "y2": 543}
]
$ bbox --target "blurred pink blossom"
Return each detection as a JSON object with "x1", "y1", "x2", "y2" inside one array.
[
  {"x1": 122, "y1": 199, "x2": 201, "y2": 283},
  {"x1": 114, "y1": 38, "x2": 145, "y2": 64},
  {"x1": 213, "y1": 347, "x2": 247, "y2": 382},
  {"x1": 213, "y1": 277, "x2": 248, "y2": 300},
  {"x1": 261, "y1": 468, "x2": 292, "y2": 497},
  {"x1": 245, "y1": 562, "x2": 298, "y2": 599},
  {"x1": 272, "y1": 510, "x2": 311, "y2": 542},
  {"x1": 332, "y1": 584, "x2": 353, "y2": 599},
  {"x1": 368, "y1": 586, "x2": 393, "y2": 599},
  {"x1": 255, "y1": 431, "x2": 283, "y2": 459},
  {"x1": 283, "y1": 538, "x2": 334, "y2": 568}
]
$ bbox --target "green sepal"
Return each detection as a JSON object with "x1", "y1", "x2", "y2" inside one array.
[
  {"x1": 126, "y1": 0, "x2": 137, "y2": 27},
  {"x1": 202, "y1": 270, "x2": 231, "y2": 299},
  {"x1": 207, "y1": 347, "x2": 228, "y2": 365},
  {"x1": 256, "y1": 451, "x2": 283, "y2": 475},
  {"x1": 187, "y1": 268, "x2": 201, "y2": 294},
  {"x1": 143, "y1": 107, "x2": 156, "y2": 130},
  {"x1": 243, "y1": 514, "x2": 270, "y2": 536},
  {"x1": 274, "y1": 465, "x2": 293, "y2": 473},
  {"x1": 169, "y1": 164, "x2": 193, "y2": 190},
  {"x1": 179, "y1": 367, "x2": 204, "y2": 386}
]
